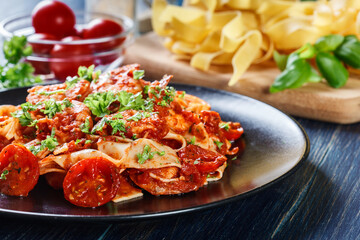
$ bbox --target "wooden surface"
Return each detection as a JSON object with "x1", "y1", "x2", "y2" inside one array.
[
  {"x1": 0, "y1": 118, "x2": 358, "y2": 240},
  {"x1": 124, "y1": 32, "x2": 360, "y2": 124}
]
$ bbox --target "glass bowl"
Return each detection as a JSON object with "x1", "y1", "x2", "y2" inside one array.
[{"x1": 0, "y1": 11, "x2": 134, "y2": 80}]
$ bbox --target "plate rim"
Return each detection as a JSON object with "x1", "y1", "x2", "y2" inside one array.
[{"x1": 0, "y1": 83, "x2": 310, "y2": 221}]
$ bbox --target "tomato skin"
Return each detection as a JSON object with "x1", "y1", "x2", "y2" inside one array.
[
  {"x1": 178, "y1": 145, "x2": 227, "y2": 173},
  {"x1": 32, "y1": 0, "x2": 76, "y2": 38},
  {"x1": 28, "y1": 33, "x2": 58, "y2": 55},
  {"x1": 0, "y1": 144, "x2": 39, "y2": 197},
  {"x1": 83, "y1": 18, "x2": 125, "y2": 51},
  {"x1": 221, "y1": 122, "x2": 244, "y2": 141},
  {"x1": 50, "y1": 36, "x2": 94, "y2": 80},
  {"x1": 63, "y1": 157, "x2": 120, "y2": 208}
]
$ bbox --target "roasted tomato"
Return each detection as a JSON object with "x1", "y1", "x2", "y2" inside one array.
[
  {"x1": 32, "y1": 0, "x2": 76, "y2": 38},
  {"x1": 178, "y1": 145, "x2": 227, "y2": 173},
  {"x1": 63, "y1": 157, "x2": 120, "y2": 207},
  {"x1": 0, "y1": 144, "x2": 40, "y2": 196},
  {"x1": 221, "y1": 122, "x2": 244, "y2": 141}
]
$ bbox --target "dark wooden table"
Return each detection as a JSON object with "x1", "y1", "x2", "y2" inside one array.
[{"x1": 0, "y1": 1, "x2": 359, "y2": 239}]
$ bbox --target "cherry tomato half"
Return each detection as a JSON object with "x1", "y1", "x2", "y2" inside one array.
[
  {"x1": 221, "y1": 122, "x2": 244, "y2": 141},
  {"x1": 178, "y1": 145, "x2": 227, "y2": 173},
  {"x1": 82, "y1": 18, "x2": 125, "y2": 52},
  {"x1": 0, "y1": 144, "x2": 40, "y2": 196},
  {"x1": 63, "y1": 157, "x2": 120, "y2": 207},
  {"x1": 50, "y1": 36, "x2": 94, "y2": 80},
  {"x1": 32, "y1": 0, "x2": 76, "y2": 38}
]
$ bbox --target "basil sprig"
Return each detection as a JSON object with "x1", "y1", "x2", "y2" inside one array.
[{"x1": 271, "y1": 34, "x2": 360, "y2": 93}]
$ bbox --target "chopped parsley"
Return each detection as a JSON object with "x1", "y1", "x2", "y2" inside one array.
[
  {"x1": 78, "y1": 65, "x2": 101, "y2": 82},
  {"x1": 91, "y1": 116, "x2": 127, "y2": 137},
  {"x1": 150, "y1": 86, "x2": 176, "y2": 107},
  {"x1": 188, "y1": 136, "x2": 196, "y2": 145},
  {"x1": 179, "y1": 91, "x2": 186, "y2": 99},
  {"x1": 219, "y1": 122, "x2": 230, "y2": 131},
  {"x1": 127, "y1": 112, "x2": 151, "y2": 122},
  {"x1": 214, "y1": 140, "x2": 223, "y2": 149},
  {"x1": 231, "y1": 156, "x2": 237, "y2": 161},
  {"x1": 75, "y1": 139, "x2": 81, "y2": 144},
  {"x1": 84, "y1": 91, "x2": 118, "y2": 117},
  {"x1": 194, "y1": 159, "x2": 200, "y2": 165},
  {"x1": 85, "y1": 140, "x2": 92, "y2": 144},
  {"x1": 29, "y1": 127, "x2": 59, "y2": 155},
  {"x1": 36, "y1": 89, "x2": 65, "y2": 96},
  {"x1": 11, "y1": 102, "x2": 39, "y2": 126},
  {"x1": 137, "y1": 144, "x2": 165, "y2": 164},
  {"x1": 41, "y1": 98, "x2": 72, "y2": 119},
  {"x1": 0, "y1": 170, "x2": 9, "y2": 180},
  {"x1": 80, "y1": 117, "x2": 91, "y2": 134},
  {"x1": 133, "y1": 70, "x2": 145, "y2": 80}
]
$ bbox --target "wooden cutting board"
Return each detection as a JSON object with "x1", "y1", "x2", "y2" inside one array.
[{"x1": 124, "y1": 32, "x2": 360, "y2": 124}]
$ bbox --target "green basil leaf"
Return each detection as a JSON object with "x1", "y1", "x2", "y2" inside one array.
[
  {"x1": 273, "y1": 51, "x2": 288, "y2": 71},
  {"x1": 314, "y1": 34, "x2": 344, "y2": 52},
  {"x1": 316, "y1": 52, "x2": 349, "y2": 88},
  {"x1": 334, "y1": 39, "x2": 360, "y2": 69}
]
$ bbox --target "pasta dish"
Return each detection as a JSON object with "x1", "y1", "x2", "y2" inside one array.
[{"x1": 0, "y1": 64, "x2": 244, "y2": 207}]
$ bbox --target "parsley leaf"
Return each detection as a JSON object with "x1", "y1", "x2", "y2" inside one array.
[
  {"x1": 188, "y1": 136, "x2": 196, "y2": 145},
  {"x1": 214, "y1": 140, "x2": 223, "y2": 149},
  {"x1": 219, "y1": 122, "x2": 230, "y2": 131},
  {"x1": 78, "y1": 65, "x2": 101, "y2": 82},
  {"x1": 136, "y1": 145, "x2": 165, "y2": 164},
  {"x1": 109, "y1": 118, "x2": 127, "y2": 135},
  {"x1": 41, "y1": 98, "x2": 72, "y2": 118},
  {"x1": 84, "y1": 91, "x2": 118, "y2": 117},
  {"x1": 0, "y1": 36, "x2": 43, "y2": 89},
  {"x1": 36, "y1": 89, "x2": 65, "y2": 96},
  {"x1": 11, "y1": 102, "x2": 38, "y2": 126},
  {"x1": 80, "y1": 117, "x2": 91, "y2": 134},
  {"x1": 127, "y1": 111, "x2": 151, "y2": 122},
  {"x1": 133, "y1": 70, "x2": 145, "y2": 80},
  {"x1": 29, "y1": 127, "x2": 59, "y2": 155},
  {"x1": 0, "y1": 170, "x2": 9, "y2": 180}
]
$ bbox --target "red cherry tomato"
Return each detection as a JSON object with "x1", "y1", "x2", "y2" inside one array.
[
  {"x1": 28, "y1": 33, "x2": 58, "y2": 55},
  {"x1": 83, "y1": 18, "x2": 125, "y2": 51},
  {"x1": 32, "y1": 0, "x2": 76, "y2": 38},
  {"x1": 50, "y1": 36, "x2": 94, "y2": 80},
  {"x1": 63, "y1": 157, "x2": 120, "y2": 207},
  {"x1": 0, "y1": 144, "x2": 40, "y2": 197},
  {"x1": 178, "y1": 145, "x2": 227, "y2": 173},
  {"x1": 221, "y1": 122, "x2": 244, "y2": 141}
]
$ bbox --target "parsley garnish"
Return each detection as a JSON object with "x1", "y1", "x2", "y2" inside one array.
[
  {"x1": 29, "y1": 127, "x2": 59, "y2": 155},
  {"x1": 133, "y1": 70, "x2": 145, "y2": 80},
  {"x1": 194, "y1": 159, "x2": 200, "y2": 164},
  {"x1": 150, "y1": 86, "x2": 176, "y2": 107},
  {"x1": 0, "y1": 170, "x2": 9, "y2": 180},
  {"x1": 11, "y1": 102, "x2": 38, "y2": 126},
  {"x1": 127, "y1": 112, "x2": 151, "y2": 122},
  {"x1": 80, "y1": 117, "x2": 91, "y2": 134},
  {"x1": 179, "y1": 91, "x2": 186, "y2": 99},
  {"x1": 84, "y1": 91, "x2": 118, "y2": 117},
  {"x1": 36, "y1": 89, "x2": 65, "y2": 96},
  {"x1": 78, "y1": 65, "x2": 101, "y2": 82},
  {"x1": 214, "y1": 140, "x2": 223, "y2": 149},
  {"x1": 41, "y1": 99, "x2": 72, "y2": 118},
  {"x1": 91, "y1": 117, "x2": 127, "y2": 137},
  {"x1": 137, "y1": 145, "x2": 165, "y2": 164},
  {"x1": 85, "y1": 140, "x2": 92, "y2": 144},
  {"x1": 219, "y1": 122, "x2": 230, "y2": 131},
  {"x1": 188, "y1": 136, "x2": 196, "y2": 145}
]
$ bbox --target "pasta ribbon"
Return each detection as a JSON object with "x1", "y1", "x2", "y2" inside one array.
[{"x1": 152, "y1": 0, "x2": 360, "y2": 86}]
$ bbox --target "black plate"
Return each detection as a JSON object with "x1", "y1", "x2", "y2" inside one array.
[{"x1": 0, "y1": 84, "x2": 309, "y2": 221}]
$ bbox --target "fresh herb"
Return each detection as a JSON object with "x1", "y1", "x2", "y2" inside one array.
[
  {"x1": 271, "y1": 34, "x2": 360, "y2": 92},
  {"x1": 214, "y1": 140, "x2": 223, "y2": 149},
  {"x1": 41, "y1": 98, "x2": 73, "y2": 118},
  {"x1": 137, "y1": 145, "x2": 165, "y2": 164},
  {"x1": 85, "y1": 140, "x2": 92, "y2": 144},
  {"x1": 133, "y1": 70, "x2": 145, "y2": 80},
  {"x1": 75, "y1": 139, "x2": 81, "y2": 144},
  {"x1": 30, "y1": 127, "x2": 59, "y2": 155},
  {"x1": 219, "y1": 122, "x2": 229, "y2": 131},
  {"x1": 78, "y1": 65, "x2": 101, "y2": 82},
  {"x1": 0, "y1": 170, "x2": 9, "y2": 180},
  {"x1": 84, "y1": 91, "x2": 118, "y2": 117},
  {"x1": 65, "y1": 76, "x2": 80, "y2": 89},
  {"x1": 231, "y1": 156, "x2": 237, "y2": 161},
  {"x1": 11, "y1": 102, "x2": 38, "y2": 126},
  {"x1": 127, "y1": 112, "x2": 151, "y2": 122},
  {"x1": 36, "y1": 89, "x2": 66, "y2": 96},
  {"x1": 150, "y1": 86, "x2": 176, "y2": 107},
  {"x1": 0, "y1": 36, "x2": 43, "y2": 89},
  {"x1": 179, "y1": 91, "x2": 186, "y2": 99},
  {"x1": 108, "y1": 118, "x2": 127, "y2": 135},
  {"x1": 188, "y1": 136, "x2": 196, "y2": 145},
  {"x1": 194, "y1": 159, "x2": 199, "y2": 164},
  {"x1": 132, "y1": 134, "x2": 137, "y2": 140},
  {"x1": 80, "y1": 117, "x2": 91, "y2": 134}
]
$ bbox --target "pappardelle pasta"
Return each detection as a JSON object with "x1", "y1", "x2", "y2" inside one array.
[{"x1": 0, "y1": 64, "x2": 244, "y2": 207}]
